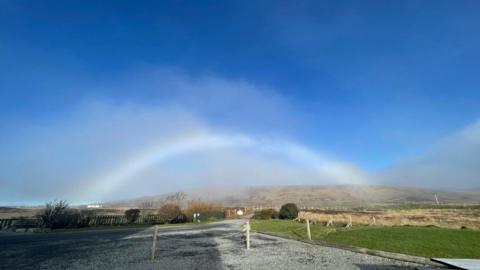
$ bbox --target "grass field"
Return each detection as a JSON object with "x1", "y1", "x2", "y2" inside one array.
[
  {"x1": 299, "y1": 207, "x2": 480, "y2": 229},
  {"x1": 251, "y1": 219, "x2": 480, "y2": 258},
  {"x1": 360, "y1": 203, "x2": 480, "y2": 210}
]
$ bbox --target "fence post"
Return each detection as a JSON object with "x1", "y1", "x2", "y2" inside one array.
[
  {"x1": 306, "y1": 219, "x2": 312, "y2": 240},
  {"x1": 151, "y1": 225, "x2": 158, "y2": 261},
  {"x1": 346, "y1": 215, "x2": 352, "y2": 228},
  {"x1": 326, "y1": 215, "x2": 334, "y2": 227},
  {"x1": 243, "y1": 221, "x2": 251, "y2": 250}
]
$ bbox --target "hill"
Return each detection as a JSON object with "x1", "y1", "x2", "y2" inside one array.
[{"x1": 104, "y1": 185, "x2": 480, "y2": 208}]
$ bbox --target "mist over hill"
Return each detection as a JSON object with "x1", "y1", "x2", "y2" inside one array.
[{"x1": 104, "y1": 185, "x2": 480, "y2": 208}]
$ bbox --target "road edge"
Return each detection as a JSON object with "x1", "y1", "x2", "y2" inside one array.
[{"x1": 255, "y1": 231, "x2": 446, "y2": 268}]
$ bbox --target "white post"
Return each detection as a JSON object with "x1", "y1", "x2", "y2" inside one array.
[
  {"x1": 434, "y1": 194, "x2": 439, "y2": 205},
  {"x1": 151, "y1": 225, "x2": 158, "y2": 261},
  {"x1": 346, "y1": 215, "x2": 352, "y2": 228},
  {"x1": 246, "y1": 221, "x2": 251, "y2": 250},
  {"x1": 306, "y1": 219, "x2": 311, "y2": 240},
  {"x1": 371, "y1": 216, "x2": 376, "y2": 226},
  {"x1": 326, "y1": 215, "x2": 333, "y2": 227}
]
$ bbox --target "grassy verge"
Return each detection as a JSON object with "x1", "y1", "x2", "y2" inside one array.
[{"x1": 251, "y1": 219, "x2": 480, "y2": 258}]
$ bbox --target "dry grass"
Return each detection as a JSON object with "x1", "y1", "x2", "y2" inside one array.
[{"x1": 299, "y1": 208, "x2": 480, "y2": 229}]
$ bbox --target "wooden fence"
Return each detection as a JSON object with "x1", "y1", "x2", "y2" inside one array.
[
  {"x1": 87, "y1": 215, "x2": 168, "y2": 226},
  {"x1": 1, "y1": 210, "x2": 229, "y2": 230},
  {"x1": 0, "y1": 215, "x2": 169, "y2": 230},
  {"x1": 0, "y1": 218, "x2": 38, "y2": 230},
  {"x1": 0, "y1": 218, "x2": 16, "y2": 230}
]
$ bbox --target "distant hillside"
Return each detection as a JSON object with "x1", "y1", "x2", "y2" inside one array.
[{"x1": 104, "y1": 185, "x2": 480, "y2": 208}]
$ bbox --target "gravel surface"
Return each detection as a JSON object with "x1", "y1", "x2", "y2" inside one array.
[{"x1": 0, "y1": 220, "x2": 447, "y2": 270}]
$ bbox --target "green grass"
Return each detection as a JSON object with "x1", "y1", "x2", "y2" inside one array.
[{"x1": 251, "y1": 219, "x2": 480, "y2": 258}]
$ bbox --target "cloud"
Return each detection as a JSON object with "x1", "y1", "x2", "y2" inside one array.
[
  {"x1": 0, "y1": 70, "x2": 366, "y2": 204},
  {"x1": 376, "y1": 120, "x2": 480, "y2": 188}
]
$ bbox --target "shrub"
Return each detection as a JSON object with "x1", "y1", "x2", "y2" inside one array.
[
  {"x1": 125, "y1": 209, "x2": 141, "y2": 224},
  {"x1": 254, "y1": 208, "x2": 279, "y2": 220},
  {"x1": 76, "y1": 210, "x2": 95, "y2": 227},
  {"x1": 38, "y1": 200, "x2": 69, "y2": 229},
  {"x1": 279, "y1": 203, "x2": 299, "y2": 219},
  {"x1": 53, "y1": 212, "x2": 83, "y2": 228},
  {"x1": 183, "y1": 200, "x2": 219, "y2": 221},
  {"x1": 157, "y1": 204, "x2": 182, "y2": 223},
  {"x1": 196, "y1": 211, "x2": 225, "y2": 222},
  {"x1": 170, "y1": 213, "x2": 188, "y2": 224}
]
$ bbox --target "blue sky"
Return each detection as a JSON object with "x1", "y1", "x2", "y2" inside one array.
[{"x1": 1, "y1": 1, "x2": 479, "y2": 204}]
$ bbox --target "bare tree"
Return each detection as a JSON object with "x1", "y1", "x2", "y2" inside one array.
[
  {"x1": 38, "y1": 200, "x2": 69, "y2": 229},
  {"x1": 139, "y1": 199, "x2": 154, "y2": 209},
  {"x1": 163, "y1": 191, "x2": 187, "y2": 206}
]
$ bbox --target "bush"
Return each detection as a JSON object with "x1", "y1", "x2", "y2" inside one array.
[
  {"x1": 76, "y1": 210, "x2": 95, "y2": 227},
  {"x1": 125, "y1": 209, "x2": 141, "y2": 224},
  {"x1": 254, "y1": 208, "x2": 279, "y2": 220},
  {"x1": 170, "y1": 213, "x2": 188, "y2": 224},
  {"x1": 183, "y1": 200, "x2": 219, "y2": 221},
  {"x1": 279, "y1": 203, "x2": 299, "y2": 219},
  {"x1": 52, "y1": 212, "x2": 84, "y2": 229},
  {"x1": 38, "y1": 200, "x2": 69, "y2": 229},
  {"x1": 157, "y1": 204, "x2": 182, "y2": 223},
  {"x1": 197, "y1": 211, "x2": 225, "y2": 222}
]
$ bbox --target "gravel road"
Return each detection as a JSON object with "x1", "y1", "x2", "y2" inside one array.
[{"x1": 0, "y1": 220, "x2": 446, "y2": 270}]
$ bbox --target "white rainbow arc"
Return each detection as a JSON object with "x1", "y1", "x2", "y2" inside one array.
[
  {"x1": 87, "y1": 132, "x2": 254, "y2": 199},
  {"x1": 85, "y1": 131, "x2": 366, "y2": 201}
]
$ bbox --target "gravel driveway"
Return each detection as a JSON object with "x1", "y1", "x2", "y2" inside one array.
[{"x1": 0, "y1": 220, "x2": 446, "y2": 270}]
